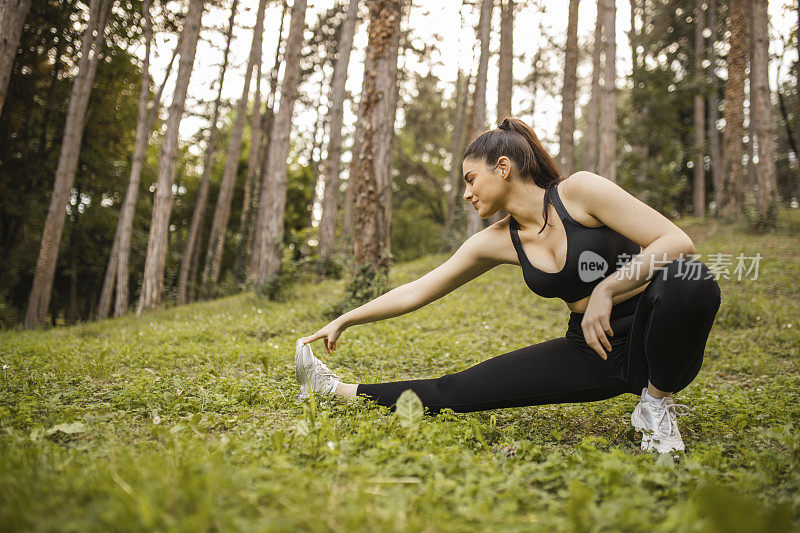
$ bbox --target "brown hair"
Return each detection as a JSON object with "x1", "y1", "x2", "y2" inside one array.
[{"x1": 463, "y1": 116, "x2": 563, "y2": 234}]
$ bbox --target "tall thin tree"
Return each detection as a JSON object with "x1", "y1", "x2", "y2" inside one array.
[
  {"x1": 202, "y1": 0, "x2": 268, "y2": 293},
  {"x1": 750, "y1": 0, "x2": 778, "y2": 223},
  {"x1": 317, "y1": 0, "x2": 361, "y2": 265},
  {"x1": 693, "y1": 0, "x2": 707, "y2": 217},
  {"x1": 444, "y1": 69, "x2": 469, "y2": 239},
  {"x1": 246, "y1": 0, "x2": 288, "y2": 284},
  {"x1": 0, "y1": 0, "x2": 32, "y2": 116},
  {"x1": 351, "y1": 0, "x2": 405, "y2": 271},
  {"x1": 98, "y1": 0, "x2": 153, "y2": 319},
  {"x1": 707, "y1": 0, "x2": 724, "y2": 214},
  {"x1": 557, "y1": 0, "x2": 580, "y2": 179},
  {"x1": 466, "y1": 0, "x2": 493, "y2": 237},
  {"x1": 253, "y1": 0, "x2": 309, "y2": 286},
  {"x1": 137, "y1": 0, "x2": 206, "y2": 314},
  {"x1": 720, "y1": 0, "x2": 749, "y2": 218},
  {"x1": 488, "y1": 0, "x2": 513, "y2": 225},
  {"x1": 176, "y1": 0, "x2": 238, "y2": 305},
  {"x1": 111, "y1": 33, "x2": 180, "y2": 318},
  {"x1": 597, "y1": 0, "x2": 617, "y2": 182},
  {"x1": 24, "y1": 0, "x2": 112, "y2": 328},
  {"x1": 583, "y1": 0, "x2": 603, "y2": 173}
]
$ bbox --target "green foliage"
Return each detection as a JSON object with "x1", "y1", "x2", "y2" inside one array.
[
  {"x1": 326, "y1": 251, "x2": 392, "y2": 319},
  {"x1": 1, "y1": 215, "x2": 799, "y2": 530}
]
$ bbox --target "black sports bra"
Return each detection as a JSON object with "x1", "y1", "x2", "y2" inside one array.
[{"x1": 509, "y1": 181, "x2": 642, "y2": 304}]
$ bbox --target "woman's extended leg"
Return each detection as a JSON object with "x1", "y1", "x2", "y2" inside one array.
[{"x1": 350, "y1": 308, "x2": 637, "y2": 414}]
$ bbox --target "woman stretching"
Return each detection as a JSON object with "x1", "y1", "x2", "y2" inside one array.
[{"x1": 296, "y1": 117, "x2": 722, "y2": 454}]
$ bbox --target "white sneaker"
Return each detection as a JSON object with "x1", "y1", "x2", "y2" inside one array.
[
  {"x1": 294, "y1": 339, "x2": 341, "y2": 400},
  {"x1": 630, "y1": 387, "x2": 691, "y2": 453}
]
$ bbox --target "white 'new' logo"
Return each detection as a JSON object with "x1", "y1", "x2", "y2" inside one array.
[{"x1": 578, "y1": 250, "x2": 608, "y2": 282}]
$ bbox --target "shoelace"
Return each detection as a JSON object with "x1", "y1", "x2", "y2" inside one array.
[{"x1": 651, "y1": 400, "x2": 691, "y2": 437}]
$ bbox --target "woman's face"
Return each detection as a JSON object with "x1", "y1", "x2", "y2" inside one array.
[{"x1": 461, "y1": 156, "x2": 511, "y2": 218}]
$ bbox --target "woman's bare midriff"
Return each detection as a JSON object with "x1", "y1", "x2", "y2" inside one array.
[{"x1": 565, "y1": 281, "x2": 651, "y2": 314}]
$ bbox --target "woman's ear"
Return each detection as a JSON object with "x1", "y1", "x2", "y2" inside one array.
[{"x1": 496, "y1": 156, "x2": 512, "y2": 180}]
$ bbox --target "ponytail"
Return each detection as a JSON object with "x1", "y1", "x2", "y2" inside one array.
[{"x1": 463, "y1": 116, "x2": 563, "y2": 234}]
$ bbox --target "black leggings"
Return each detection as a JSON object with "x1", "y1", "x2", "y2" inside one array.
[{"x1": 356, "y1": 257, "x2": 722, "y2": 414}]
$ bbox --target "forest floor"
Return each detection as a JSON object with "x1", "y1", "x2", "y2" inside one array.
[{"x1": 2, "y1": 211, "x2": 800, "y2": 531}]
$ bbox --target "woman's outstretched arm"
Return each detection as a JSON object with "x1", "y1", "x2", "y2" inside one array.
[{"x1": 302, "y1": 228, "x2": 505, "y2": 354}]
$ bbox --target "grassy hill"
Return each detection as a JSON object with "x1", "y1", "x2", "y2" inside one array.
[{"x1": 2, "y1": 212, "x2": 799, "y2": 531}]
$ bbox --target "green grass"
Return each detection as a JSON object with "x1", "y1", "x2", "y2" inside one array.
[{"x1": 2, "y1": 212, "x2": 800, "y2": 531}]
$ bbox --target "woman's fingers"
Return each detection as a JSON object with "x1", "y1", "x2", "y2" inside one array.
[
  {"x1": 594, "y1": 322, "x2": 612, "y2": 352},
  {"x1": 583, "y1": 322, "x2": 609, "y2": 360}
]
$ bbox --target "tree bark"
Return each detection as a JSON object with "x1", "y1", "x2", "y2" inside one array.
[
  {"x1": 247, "y1": 0, "x2": 288, "y2": 284},
  {"x1": 720, "y1": 0, "x2": 749, "y2": 218},
  {"x1": 557, "y1": 0, "x2": 579, "y2": 179},
  {"x1": 318, "y1": 0, "x2": 360, "y2": 264},
  {"x1": 23, "y1": 0, "x2": 112, "y2": 328},
  {"x1": 487, "y1": 0, "x2": 513, "y2": 225},
  {"x1": 341, "y1": 114, "x2": 364, "y2": 251},
  {"x1": 584, "y1": 0, "x2": 603, "y2": 173},
  {"x1": 111, "y1": 31, "x2": 179, "y2": 318},
  {"x1": 137, "y1": 0, "x2": 205, "y2": 314},
  {"x1": 497, "y1": 0, "x2": 513, "y2": 121},
  {"x1": 707, "y1": 0, "x2": 724, "y2": 215},
  {"x1": 750, "y1": 0, "x2": 778, "y2": 222},
  {"x1": 444, "y1": 69, "x2": 468, "y2": 239},
  {"x1": 597, "y1": 0, "x2": 617, "y2": 182},
  {"x1": 466, "y1": 0, "x2": 493, "y2": 237},
  {"x1": 254, "y1": 0, "x2": 308, "y2": 285},
  {"x1": 351, "y1": 0, "x2": 405, "y2": 268},
  {"x1": 0, "y1": 0, "x2": 32, "y2": 117},
  {"x1": 176, "y1": 0, "x2": 238, "y2": 305},
  {"x1": 202, "y1": 0, "x2": 267, "y2": 293},
  {"x1": 693, "y1": 0, "x2": 706, "y2": 217},
  {"x1": 239, "y1": 39, "x2": 263, "y2": 237}
]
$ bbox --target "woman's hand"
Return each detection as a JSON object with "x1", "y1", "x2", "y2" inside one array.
[
  {"x1": 581, "y1": 286, "x2": 615, "y2": 360},
  {"x1": 301, "y1": 318, "x2": 346, "y2": 355}
]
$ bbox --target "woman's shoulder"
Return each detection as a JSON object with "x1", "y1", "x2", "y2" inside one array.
[{"x1": 557, "y1": 172, "x2": 606, "y2": 228}]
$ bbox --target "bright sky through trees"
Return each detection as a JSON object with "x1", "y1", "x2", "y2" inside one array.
[{"x1": 144, "y1": 0, "x2": 796, "y2": 162}]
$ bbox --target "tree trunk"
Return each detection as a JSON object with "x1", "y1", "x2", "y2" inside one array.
[
  {"x1": 239, "y1": 40, "x2": 263, "y2": 237},
  {"x1": 557, "y1": 0, "x2": 579, "y2": 179},
  {"x1": 720, "y1": 0, "x2": 749, "y2": 218},
  {"x1": 97, "y1": 0, "x2": 157, "y2": 319},
  {"x1": 351, "y1": 0, "x2": 405, "y2": 268},
  {"x1": 341, "y1": 116, "x2": 364, "y2": 251},
  {"x1": 247, "y1": 0, "x2": 288, "y2": 284},
  {"x1": 176, "y1": 0, "x2": 238, "y2": 305},
  {"x1": 318, "y1": 0, "x2": 360, "y2": 264},
  {"x1": 584, "y1": 0, "x2": 603, "y2": 173},
  {"x1": 253, "y1": 0, "x2": 308, "y2": 286},
  {"x1": 444, "y1": 69, "x2": 468, "y2": 239},
  {"x1": 497, "y1": 0, "x2": 513, "y2": 121},
  {"x1": 305, "y1": 75, "x2": 328, "y2": 230},
  {"x1": 202, "y1": 0, "x2": 267, "y2": 293},
  {"x1": 112, "y1": 34, "x2": 179, "y2": 318},
  {"x1": 597, "y1": 0, "x2": 616, "y2": 182},
  {"x1": 796, "y1": 0, "x2": 800, "y2": 197},
  {"x1": 137, "y1": 0, "x2": 205, "y2": 314},
  {"x1": 707, "y1": 0, "x2": 724, "y2": 215},
  {"x1": 693, "y1": 0, "x2": 706, "y2": 217},
  {"x1": 487, "y1": 0, "x2": 513, "y2": 225},
  {"x1": 628, "y1": 0, "x2": 649, "y2": 198},
  {"x1": 750, "y1": 0, "x2": 779, "y2": 223},
  {"x1": 0, "y1": 0, "x2": 31, "y2": 117},
  {"x1": 466, "y1": 0, "x2": 493, "y2": 237},
  {"x1": 23, "y1": 0, "x2": 112, "y2": 328}
]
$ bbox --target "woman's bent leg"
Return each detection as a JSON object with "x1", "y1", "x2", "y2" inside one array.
[
  {"x1": 627, "y1": 257, "x2": 722, "y2": 394},
  {"x1": 356, "y1": 333, "x2": 633, "y2": 414}
]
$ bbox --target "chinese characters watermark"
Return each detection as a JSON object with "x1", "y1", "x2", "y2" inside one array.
[{"x1": 615, "y1": 252, "x2": 762, "y2": 282}]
